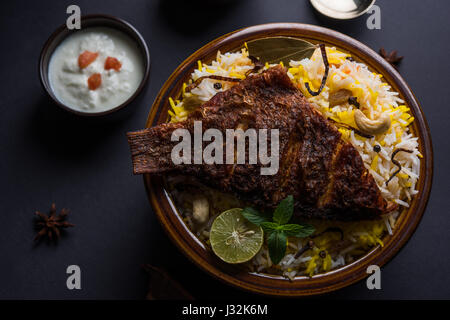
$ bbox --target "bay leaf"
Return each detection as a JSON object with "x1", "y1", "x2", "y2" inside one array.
[
  {"x1": 247, "y1": 36, "x2": 317, "y2": 65},
  {"x1": 182, "y1": 94, "x2": 204, "y2": 111}
]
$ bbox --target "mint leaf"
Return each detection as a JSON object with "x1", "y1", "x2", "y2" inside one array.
[
  {"x1": 281, "y1": 224, "x2": 316, "y2": 238},
  {"x1": 296, "y1": 223, "x2": 315, "y2": 237},
  {"x1": 267, "y1": 231, "x2": 287, "y2": 265},
  {"x1": 260, "y1": 222, "x2": 279, "y2": 235},
  {"x1": 241, "y1": 207, "x2": 272, "y2": 226},
  {"x1": 280, "y1": 224, "x2": 303, "y2": 236},
  {"x1": 273, "y1": 195, "x2": 294, "y2": 225}
]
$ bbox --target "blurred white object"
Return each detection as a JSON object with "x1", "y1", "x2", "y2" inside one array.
[{"x1": 310, "y1": 0, "x2": 376, "y2": 20}]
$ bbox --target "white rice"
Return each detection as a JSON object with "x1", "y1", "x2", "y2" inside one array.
[{"x1": 167, "y1": 45, "x2": 421, "y2": 278}]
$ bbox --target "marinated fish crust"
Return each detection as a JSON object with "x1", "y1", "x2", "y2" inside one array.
[{"x1": 128, "y1": 66, "x2": 394, "y2": 220}]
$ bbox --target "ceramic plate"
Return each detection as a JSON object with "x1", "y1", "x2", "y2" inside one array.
[{"x1": 142, "y1": 23, "x2": 433, "y2": 296}]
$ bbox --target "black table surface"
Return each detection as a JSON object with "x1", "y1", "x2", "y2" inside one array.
[{"x1": 1, "y1": 0, "x2": 449, "y2": 300}]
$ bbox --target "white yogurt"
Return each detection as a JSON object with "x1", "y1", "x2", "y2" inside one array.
[{"x1": 48, "y1": 27, "x2": 144, "y2": 113}]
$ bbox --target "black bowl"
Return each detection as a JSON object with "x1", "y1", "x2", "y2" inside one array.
[{"x1": 39, "y1": 14, "x2": 151, "y2": 117}]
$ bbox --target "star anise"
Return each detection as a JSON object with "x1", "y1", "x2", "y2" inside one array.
[
  {"x1": 34, "y1": 203, "x2": 74, "y2": 243},
  {"x1": 379, "y1": 48, "x2": 403, "y2": 67}
]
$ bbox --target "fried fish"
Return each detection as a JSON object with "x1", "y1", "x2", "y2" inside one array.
[{"x1": 127, "y1": 66, "x2": 396, "y2": 220}]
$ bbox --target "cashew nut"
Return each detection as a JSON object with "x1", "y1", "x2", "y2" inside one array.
[
  {"x1": 192, "y1": 196, "x2": 209, "y2": 224},
  {"x1": 354, "y1": 110, "x2": 391, "y2": 135},
  {"x1": 329, "y1": 89, "x2": 352, "y2": 107}
]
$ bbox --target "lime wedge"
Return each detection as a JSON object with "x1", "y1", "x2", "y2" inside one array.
[{"x1": 210, "y1": 208, "x2": 263, "y2": 264}]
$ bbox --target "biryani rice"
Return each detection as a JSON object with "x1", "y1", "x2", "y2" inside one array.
[{"x1": 166, "y1": 45, "x2": 421, "y2": 278}]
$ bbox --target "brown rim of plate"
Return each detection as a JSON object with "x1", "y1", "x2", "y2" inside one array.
[
  {"x1": 39, "y1": 14, "x2": 151, "y2": 117},
  {"x1": 142, "y1": 23, "x2": 433, "y2": 296}
]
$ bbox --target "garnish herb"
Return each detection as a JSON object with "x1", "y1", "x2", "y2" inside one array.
[
  {"x1": 386, "y1": 148, "x2": 413, "y2": 186},
  {"x1": 240, "y1": 207, "x2": 272, "y2": 226},
  {"x1": 180, "y1": 94, "x2": 204, "y2": 110},
  {"x1": 246, "y1": 36, "x2": 316, "y2": 66},
  {"x1": 305, "y1": 44, "x2": 329, "y2": 96},
  {"x1": 241, "y1": 195, "x2": 315, "y2": 265},
  {"x1": 273, "y1": 195, "x2": 294, "y2": 225},
  {"x1": 267, "y1": 230, "x2": 287, "y2": 266}
]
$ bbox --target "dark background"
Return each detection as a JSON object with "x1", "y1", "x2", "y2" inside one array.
[{"x1": 0, "y1": 0, "x2": 448, "y2": 299}]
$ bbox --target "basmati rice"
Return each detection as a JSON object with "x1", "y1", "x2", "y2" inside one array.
[{"x1": 167, "y1": 45, "x2": 421, "y2": 278}]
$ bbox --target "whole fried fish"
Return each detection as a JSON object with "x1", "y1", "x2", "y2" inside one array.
[{"x1": 127, "y1": 66, "x2": 396, "y2": 220}]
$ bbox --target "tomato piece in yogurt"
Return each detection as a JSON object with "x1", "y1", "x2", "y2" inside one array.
[
  {"x1": 87, "y1": 73, "x2": 102, "y2": 90},
  {"x1": 104, "y1": 57, "x2": 122, "y2": 71},
  {"x1": 48, "y1": 28, "x2": 144, "y2": 112},
  {"x1": 78, "y1": 50, "x2": 99, "y2": 69}
]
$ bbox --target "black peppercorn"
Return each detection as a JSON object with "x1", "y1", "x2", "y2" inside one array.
[
  {"x1": 373, "y1": 145, "x2": 381, "y2": 153},
  {"x1": 348, "y1": 96, "x2": 360, "y2": 108},
  {"x1": 213, "y1": 82, "x2": 222, "y2": 90},
  {"x1": 319, "y1": 250, "x2": 327, "y2": 259}
]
